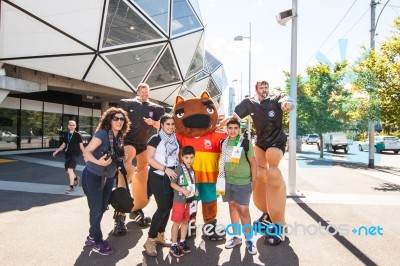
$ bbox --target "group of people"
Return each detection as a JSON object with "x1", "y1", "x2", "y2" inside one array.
[{"x1": 52, "y1": 80, "x2": 294, "y2": 257}]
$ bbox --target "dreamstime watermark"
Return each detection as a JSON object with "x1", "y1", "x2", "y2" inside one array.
[{"x1": 187, "y1": 220, "x2": 384, "y2": 239}]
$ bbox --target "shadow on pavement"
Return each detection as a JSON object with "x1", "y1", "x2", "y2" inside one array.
[
  {"x1": 74, "y1": 221, "x2": 143, "y2": 265},
  {"x1": 372, "y1": 182, "x2": 400, "y2": 192},
  {"x1": 293, "y1": 198, "x2": 378, "y2": 266}
]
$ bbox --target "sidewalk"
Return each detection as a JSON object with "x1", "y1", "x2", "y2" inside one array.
[{"x1": 0, "y1": 151, "x2": 399, "y2": 265}]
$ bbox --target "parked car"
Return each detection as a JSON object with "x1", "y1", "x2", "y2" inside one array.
[
  {"x1": 305, "y1": 134, "x2": 319, "y2": 144},
  {"x1": 78, "y1": 131, "x2": 92, "y2": 146},
  {"x1": 358, "y1": 136, "x2": 400, "y2": 154},
  {"x1": 318, "y1": 132, "x2": 350, "y2": 153},
  {"x1": 0, "y1": 131, "x2": 17, "y2": 143}
]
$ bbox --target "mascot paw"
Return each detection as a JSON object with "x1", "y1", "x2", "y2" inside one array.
[{"x1": 202, "y1": 220, "x2": 225, "y2": 241}]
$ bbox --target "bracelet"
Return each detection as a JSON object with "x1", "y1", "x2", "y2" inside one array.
[{"x1": 163, "y1": 166, "x2": 166, "y2": 172}]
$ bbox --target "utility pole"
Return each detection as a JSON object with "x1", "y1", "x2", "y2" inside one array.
[{"x1": 368, "y1": 0, "x2": 376, "y2": 168}]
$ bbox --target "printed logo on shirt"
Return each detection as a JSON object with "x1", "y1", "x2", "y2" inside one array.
[
  {"x1": 268, "y1": 110, "x2": 275, "y2": 117},
  {"x1": 149, "y1": 111, "x2": 154, "y2": 118},
  {"x1": 204, "y1": 139, "x2": 212, "y2": 150},
  {"x1": 129, "y1": 109, "x2": 133, "y2": 112}
]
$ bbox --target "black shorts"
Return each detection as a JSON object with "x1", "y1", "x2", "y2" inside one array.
[
  {"x1": 124, "y1": 141, "x2": 147, "y2": 155},
  {"x1": 256, "y1": 141, "x2": 286, "y2": 155},
  {"x1": 64, "y1": 156, "x2": 78, "y2": 171}
]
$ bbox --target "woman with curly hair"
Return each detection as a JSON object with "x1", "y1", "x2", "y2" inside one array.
[{"x1": 82, "y1": 107, "x2": 131, "y2": 256}]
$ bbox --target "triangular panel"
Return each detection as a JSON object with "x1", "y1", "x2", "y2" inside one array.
[
  {"x1": 10, "y1": 0, "x2": 103, "y2": 49},
  {"x1": 105, "y1": 44, "x2": 165, "y2": 88},
  {"x1": 151, "y1": 84, "x2": 181, "y2": 104},
  {"x1": 0, "y1": 3, "x2": 93, "y2": 58},
  {"x1": 164, "y1": 85, "x2": 182, "y2": 106},
  {"x1": 205, "y1": 50, "x2": 222, "y2": 73},
  {"x1": 131, "y1": 0, "x2": 169, "y2": 35},
  {"x1": 171, "y1": 0, "x2": 202, "y2": 37},
  {"x1": 195, "y1": 70, "x2": 209, "y2": 81},
  {"x1": 102, "y1": 0, "x2": 164, "y2": 48},
  {"x1": 207, "y1": 78, "x2": 221, "y2": 98},
  {"x1": 85, "y1": 56, "x2": 132, "y2": 92},
  {"x1": 146, "y1": 46, "x2": 182, "y2": 88},
  {"x1": 3, "y1": 55, "x2": 95, "y2": 80},
  {"x1": 171, "y1": 31, "x2": 202, "y2": 78},
  {"x1": 185, "y1": 31, "x2": 205, "y2": 79},
  {"x1": 189, "y1": 76, "x2": 209, "y2": 96},
  {"x1": 188, "y1": 0, "x2": 203, "y2": 23},
  {"x1": 211, "y1": 66, "x2": 223, "y2": 89}
]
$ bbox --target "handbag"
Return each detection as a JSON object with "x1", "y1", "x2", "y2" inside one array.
[{"x1": 109, "y1": 163, "x2": 134, "y2": 213}]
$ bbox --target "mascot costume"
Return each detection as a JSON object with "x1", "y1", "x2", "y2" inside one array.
[{"x1": 173, "y1": 91, "x2": 227, "y2": 241}]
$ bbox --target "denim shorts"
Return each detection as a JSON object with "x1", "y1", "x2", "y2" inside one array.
[{"x1": 222, "y1": 183, "x2": 252, "y2": 206}]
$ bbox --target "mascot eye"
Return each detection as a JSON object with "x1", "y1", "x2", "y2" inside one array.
[
  {"x1": 176, "y1": 111, "x2": 184, "y2": 118},
  {"x1": 207, "y1": 107, "x2": 214, "y2": 114}
]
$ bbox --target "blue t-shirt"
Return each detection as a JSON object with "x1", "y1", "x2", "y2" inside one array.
[{"x1": 85, "y1": 129, "x2": 117, "y2": 178}]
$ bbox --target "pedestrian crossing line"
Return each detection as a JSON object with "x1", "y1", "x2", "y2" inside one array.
[
  {"x1": 0, "y1": 181, "x2": 84, "y2": 196},
  {"x1": 0, "y1": 158, "x2": 17, "y2": 163}
]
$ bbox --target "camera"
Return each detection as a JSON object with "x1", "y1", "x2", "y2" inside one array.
[{"x1": 103, "y1": 149, "x2": 124, "y2": 161}]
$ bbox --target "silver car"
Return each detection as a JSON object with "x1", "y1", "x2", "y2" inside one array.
[{"x1": 358, "y1": 136, "x2": 400, "y2": 154}]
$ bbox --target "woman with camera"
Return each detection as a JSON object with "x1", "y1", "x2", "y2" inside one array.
[
  {"x1": 82, "y1": 107, "x2": 131, "y2": 256},
  {"x1": 143, "y1": 114, "x2": 179, "y2": 257}
]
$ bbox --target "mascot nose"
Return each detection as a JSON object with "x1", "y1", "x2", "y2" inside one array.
[{"x1": 183, "y1": 114, "x2": 210, "y2": 128}]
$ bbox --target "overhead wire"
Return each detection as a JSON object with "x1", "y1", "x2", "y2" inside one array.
[{"x1": 303, "y1": 0, "x2": 359, "y2": 68}]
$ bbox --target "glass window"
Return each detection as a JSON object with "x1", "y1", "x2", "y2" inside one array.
[
  {"x1": 103, "y1": 0, "x2": 163, "y2": 47},
  {"x1": 0, "y1": 97, "x2": 19, "y2": 150},
  {"x1": 205, "y1": 50, "x2": 222, "y2": 73},
  {"x1": 185, "y1": 33, "x2": 205, "y2": 79},
  {"x1": 171, "y1": 0, "x2": 202, "y2": 36},
  {"x1": 207, "y1": 79, "x2": 221, "y2": 99},
  {"x1": 21, "y1": 99, "x2": 43, "y2": 149},
  {"x1": 44, "y1": 102, "x2": 62, "y2": 148},
  {"x1": 105, "y1": 44, "x2": 164, "y2": 88},
  {"x1": 146, "y1": 46, "x2": 181, "y2": 88},
  {"x1": 131, "y1": 0, "x2": 169, "y2": 34}
]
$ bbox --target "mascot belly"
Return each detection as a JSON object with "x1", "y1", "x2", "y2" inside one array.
[{"x1": 174, "y1": 92, "x2": 226, "y2": 241}]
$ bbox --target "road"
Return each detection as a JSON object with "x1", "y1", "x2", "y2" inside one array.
[{"x1": 298, "y1": 141, "x2": 399, "y2": 169}]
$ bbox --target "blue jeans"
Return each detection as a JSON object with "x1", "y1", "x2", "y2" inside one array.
[{"x1": 82, "y1": 168, "x2": 114, "y2": 244}]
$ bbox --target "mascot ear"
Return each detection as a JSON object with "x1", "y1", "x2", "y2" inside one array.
[
  {"x1": 200, "y1": 91, "x2": 211, "y2": 99},
  {"x1": 176, "y1": 95, "x2": 185, "y2": 104}
]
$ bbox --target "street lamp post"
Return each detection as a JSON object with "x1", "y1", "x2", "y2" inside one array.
[{"x1": 234, "y1": 23, "x2": 252, "y2": 139}]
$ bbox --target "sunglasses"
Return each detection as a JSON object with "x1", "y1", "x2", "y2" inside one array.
[{"x1": 112, "y1": 116, "x2": 125, "y2": 122}]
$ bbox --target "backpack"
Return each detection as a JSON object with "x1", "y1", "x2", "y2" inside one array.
[{"x1": 220, "y1": 133, "x2": 250, "y2": 160}]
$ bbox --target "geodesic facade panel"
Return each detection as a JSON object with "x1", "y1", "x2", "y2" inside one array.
[{"x1": 0, "y1": 0, "x2": 227, "y2": 105}]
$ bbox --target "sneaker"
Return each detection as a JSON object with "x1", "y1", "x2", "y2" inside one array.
[
  {"x1": 65, "y1": 187, "x2": 74, "y2": 194},
  {"x1": 225, "y1": 236, "x2": 242, "y2": 249},
  {"x1": 143, "y1": 238, "x2": 157, "y2": 257},
  {"x1": 179, "y1": 240, "x2": 191, "y2": 253},
  {"x1": 156, "y1": 232, "x2": 172, "y2": 247},
  {"x1": 92, "y1": 241, "x2": 113, "y2": 256},
  {"x1": 264, "y1": 224, "x2": 284, "y2": 246},
  {"x1": 85, "y1": 236, "x2": 95, "y2": 246},
  {"x1": 74, "y1": 176, "x2": 80, "y2": 187},
  {"x1": 169, "y1": 244, "x2": 184, "y2": 258},
  {"x1": 113, "y1": 215, "x2": 127, "y2": 236},
  {"x1": 245, "y1": 240, "x2": 258, "y2": 255}
]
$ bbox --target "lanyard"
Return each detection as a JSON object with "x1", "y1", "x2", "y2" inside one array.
[{"x1": 67, "y1": 132, "x2": 73, "y2": 143}]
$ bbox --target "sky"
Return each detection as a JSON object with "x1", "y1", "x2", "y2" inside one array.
[{"x1": 198, "y1": 0, "x2": 400, "y2": 106}]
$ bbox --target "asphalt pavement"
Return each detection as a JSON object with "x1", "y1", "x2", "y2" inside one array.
[{"x1": 0, "y1": 145, "x2": 399, "y2": 266}]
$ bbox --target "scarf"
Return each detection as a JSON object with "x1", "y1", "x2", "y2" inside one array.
[
  {"x1": 217, "y1": 137, "x2": 229, "y2": 179},
  {"x1": 159, "y1": 128, "x2": 178, "y2": 164}
]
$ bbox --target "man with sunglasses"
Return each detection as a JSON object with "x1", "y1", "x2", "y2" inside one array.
[{"x1": 115, "y1": 83, "x2": 165, "y2": 235}]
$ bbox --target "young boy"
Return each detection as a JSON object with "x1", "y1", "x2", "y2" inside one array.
[
  {"x1": 53, "y1": 120, "x2": 85, "y2": 193},
  {"x1": 170, "y1": 146, "x2": 198, "y2": 257},
  {"x1": 220, "y1": 118, "x2": 258, "y2": 255}
]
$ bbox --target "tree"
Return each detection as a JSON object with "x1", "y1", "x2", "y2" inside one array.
[{"x1": 289, "y1": 61, "x2": 350, "y2": 158}]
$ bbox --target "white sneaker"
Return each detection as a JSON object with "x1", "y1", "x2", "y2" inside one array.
[
  {"x1": 245, "y1": 240, "x2": 258, "y2": 255},
  {"x1": 225, "y1": 236, "x2": 242, "y2": 249}
]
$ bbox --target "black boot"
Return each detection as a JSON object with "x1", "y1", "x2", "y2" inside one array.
[
  {"x1": 264, "y1": 223, "x2": 284, "y2": 246},
  {"x1": 129, "y1": 209, "x2": 151, "y2": 227},
  {"x1": 253, "y1": 212, "x2": 272, "y2": 235},
  {"x1": 113, "y1": 213, "x2": 127, "y2": 236},
  {"x1": 203, "y1": 220, "x2": 225, "y2": 241}
]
